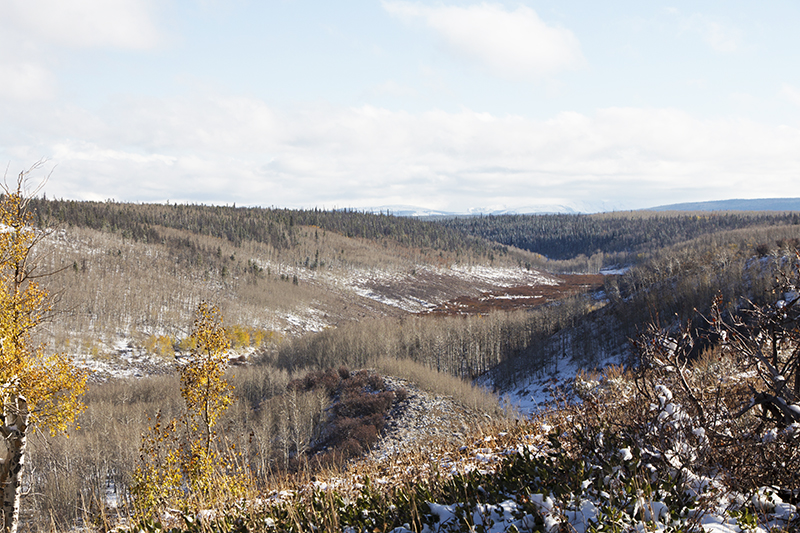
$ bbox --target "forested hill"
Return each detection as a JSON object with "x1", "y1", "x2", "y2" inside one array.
[
  {"x1": 439, "y1": 211, "x2": 800, "y2": 260},
  {"x1": 27, "y1": 198, "x2": 800, "y2": 265},
  {"x1": 28, "y1": 198, "x2": 500, "y2": 256}
]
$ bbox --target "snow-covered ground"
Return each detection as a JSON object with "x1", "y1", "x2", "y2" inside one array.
[
  {"x1": 472, "y1": 359, "x2": 798, "y2": 532},
  {"x1": 332, "y1": 263, "x2": 559, "y2": 314},
  {"x1": 270, "y1": 418, "x2": 798, "y2": 533}
]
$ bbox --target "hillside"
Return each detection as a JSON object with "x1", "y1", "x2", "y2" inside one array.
[
  {"x1": 438, "y1": 211, "x2": 800, "y2": 264},
  {"x1": 12, "y1": 199, "x2": 800, "y2": 532},
  {"x1": 29, "y1": 199, "x2": 497, "y2": 255},
  {"x1": 31, "y1": 201, "x2": 587, "y2": 379},
  {"x1": 29, "y1": 200, "x2": 800, "y2": 384}
]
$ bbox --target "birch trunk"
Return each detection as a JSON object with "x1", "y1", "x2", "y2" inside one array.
[{"x1": 1, "y1": 395, "x2": 28, "y2": 533}]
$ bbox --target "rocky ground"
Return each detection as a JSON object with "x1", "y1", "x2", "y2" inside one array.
[{"x1": 372, "y1": 377, "x2": 492, "y2": 460}]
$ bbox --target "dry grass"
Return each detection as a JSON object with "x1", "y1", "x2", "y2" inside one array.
[{"x1": 372, "y1": 356, "x2": 502, "y2": 416}]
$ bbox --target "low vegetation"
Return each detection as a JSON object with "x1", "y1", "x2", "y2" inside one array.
[
  {"x1": 288, "y1": 368, "x2": 398, "y2": 466},
  {"x1": 109, "y1": 266, "x2": 800, "y2": 532},
  {"x1": 4, "y1": 175, "x2": 800, "y2": 532},
  {"x1": 23, "y1": 355, "x2": 500, "y2": 531}
]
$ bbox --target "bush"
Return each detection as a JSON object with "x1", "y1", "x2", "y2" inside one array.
[
  {"x1": 627, "y1": 258, "x2": 800, "y2": 494},
  {"x1": 394, "y1": 387, "x2": 408, "y2": 402},
  {"x1": 337, "y1": 390, "x2": 394, "y2": 419},
  {"x1": 289, "y1": 368, "x2": 398, "y2": 465},
  {"x1": 288, "y1": 368, "x2": 341, "y2": 394},
  {"x1": 144, "y1": 334, "x2": 176, "y2": 358}
]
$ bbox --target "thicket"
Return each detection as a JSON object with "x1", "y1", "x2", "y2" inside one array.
[
  {"x1": 287, "y1": 368, "x2": 398, "y2": 466},
  {"x1": 272, "y1": 294, "x2": 599, "y2": 382}
]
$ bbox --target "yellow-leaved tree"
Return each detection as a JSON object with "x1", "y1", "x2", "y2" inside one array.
[
  {"x1": 180, "y1": 301, "x2": 234, "y2": 494},
  {"x1": 133, "y1": 301, "x2": 245, "y2": 515},
  {"x1": 0, "y1": 166, "x2": 89, "y2": 533}
]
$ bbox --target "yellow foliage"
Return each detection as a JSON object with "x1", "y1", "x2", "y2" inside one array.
[
  {"x1": 133, "y1": 302, "x2": 246, "y2": 514},
  {"x1": 131, "y1": 414, "x2": 184, "y2": 509},
  {"x1": 250, "y1": 328, "x2": 267, "y2": 346},
  {"x1": 0, "y1": 177, "x2": 89, "y2": 434},
  {"x1": 224, "y1": 324, "x2": 278, "y2": 349},
  {"x1": 144, "y1": 334, "x2": 176, "y2": 358},
  {"x1": 182, "y1": 302, "x2": 232, "y2": 436},
  {"x1": 227, "y1": 324, "x2": 251, "y2": 349},
  {"x1": 177, "y1": 335, "x2": 197, "y2": 352}
]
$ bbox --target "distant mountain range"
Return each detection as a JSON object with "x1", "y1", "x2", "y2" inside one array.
[
  {"x1": 365, "y1": 198, "x2": 800, "y2": 217},
  {"x1": 363, "y1": 201, "x2": 605, "y2": 217},
  {"x1": 647, "y1": 198, "x2": 800, "y2": 212}
]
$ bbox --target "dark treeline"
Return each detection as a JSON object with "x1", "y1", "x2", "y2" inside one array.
[
  {"x1": 439, "y1": 211, "x2": 800, "y2": 261},
  {"x1": 28, "y1": 198, "x2": 499, "y2": 256},
  {"x1": 492, "y1": 224, "x2": 800, "y2": 387},
  {"x1": 28, "y1": 197, "x2": 800, "y2": 270}
]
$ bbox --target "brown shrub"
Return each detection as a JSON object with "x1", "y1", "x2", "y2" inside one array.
[
  {"x1": 394, "y1": 387, "x2": 408, "y2": 403},
  {"x1": 295, "y1": 369, "x2": 396, "y2": 465},
  {"x1": 336, "y1": 391, "x2": 394, "y2": 419},
  {"x1": 288, "y1": 368, "x2": 340, "y2": 394}
]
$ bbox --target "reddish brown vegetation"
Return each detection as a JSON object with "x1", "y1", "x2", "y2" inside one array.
[
  {"x1": 289, "y1": 368, "x2": 398, "y2": 465},
  {"x1": 425, "y1": 273, "x2": 605, "y2": 316}
]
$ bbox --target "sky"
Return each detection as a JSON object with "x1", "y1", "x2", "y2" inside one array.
[{"x1": 2, "y1": 1, "x2": 800, "y2": 214}]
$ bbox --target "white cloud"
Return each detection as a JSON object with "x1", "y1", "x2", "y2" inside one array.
[
  {"x1": 781, "y1": 84, "x2": 800, "y2": 107},
  {"x1": 3, "y1": 96, "x2": 800, "y2": 211},
  {"x1": 701, "y1": 21, "x2": 740, "y2": 52},
  {"x1": 674, "y1": 12, "x2": 742, "y2": 53},
  {"x1": 3, "y1": 0, "x2": 160, "y2": 49},
  {"x1": 383, "y1": 2, "x2": 584, "y2": 79},
  {"x1": 0, "y1": 62, "x2": 55, "y2": 101},
  {"x1": 0, "y1": 0, "x2": 160, "y2": 102}
]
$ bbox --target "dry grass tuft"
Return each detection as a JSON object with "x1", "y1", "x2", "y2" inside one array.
[{"x1": 372, "y1": 356, "x2": 503, "y2": 416}]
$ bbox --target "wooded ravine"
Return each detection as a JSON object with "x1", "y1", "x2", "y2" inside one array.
[{"x1": 4, "y1": 197, "x2": 799, "y2": 532}]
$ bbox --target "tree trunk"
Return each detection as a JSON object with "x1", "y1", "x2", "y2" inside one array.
[{"x1": 1, "y1": 394, "x2": 28, "y2": 533}]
